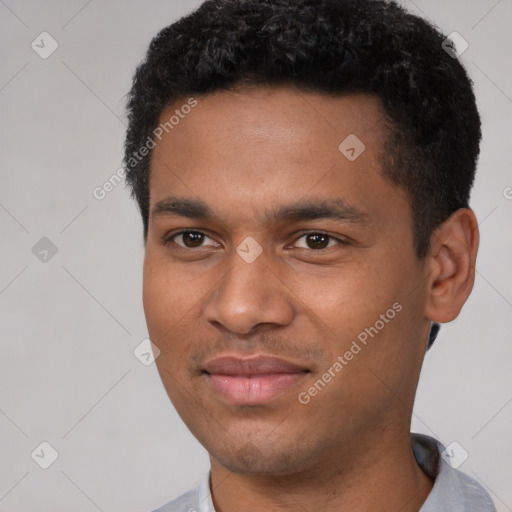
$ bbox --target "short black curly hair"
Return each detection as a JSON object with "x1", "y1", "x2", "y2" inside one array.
[{"x1": 124, "y1": 0, "x2": 481, "y2": 258}]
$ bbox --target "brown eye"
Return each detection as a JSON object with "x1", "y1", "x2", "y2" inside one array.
[
  {"x1": 294, "y1": 232, "x2": 343, "y2": 250},
  {"x1": 168, "y1": 231, "x2": 215, "y2": 248},
  {"x1": 306, "y1": 233, "x2": 329, "y2": 249}
]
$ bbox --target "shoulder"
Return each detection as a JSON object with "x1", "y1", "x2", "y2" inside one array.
[
  {"x1": 149, "y1": 470, "x2": 213, "y2": 512},
  {"x1": 149, "y1": 487, "x2": 200, "y2": 512},
  {"x1": 412, "y1": 433, "x2": 497, "y2": 512}
]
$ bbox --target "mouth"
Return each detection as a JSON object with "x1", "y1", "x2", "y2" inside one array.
[{"x1": 203, "y1": 355, "x2": 310, "y2": 405}]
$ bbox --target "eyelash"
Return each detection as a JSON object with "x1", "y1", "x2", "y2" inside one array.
[{"x1": 162, "y1": 229, "x2": 347, "y2": 252}]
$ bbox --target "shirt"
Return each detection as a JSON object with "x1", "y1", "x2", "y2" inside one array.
[{"x1": 151, "y1": 433, "x2": 496, "y2": 512}]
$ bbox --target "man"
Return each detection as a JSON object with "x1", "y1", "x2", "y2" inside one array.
[{"x1": 123, "y1": 0, "x2": 496, "y2": 510}]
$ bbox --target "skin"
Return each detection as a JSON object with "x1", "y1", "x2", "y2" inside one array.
[{"x1": 143, "y1": 86, "x2": 479, "y2": 512}]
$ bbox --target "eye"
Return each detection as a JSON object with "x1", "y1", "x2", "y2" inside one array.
[
  {"x1": 292, "y1": 232, "x2": 346, "y2": 250},
  {"x1": 163, "y1": 230, "x2": 346, "y2": 251},
  {"x1": 164, "y1": 230, "x2": 218, "y2": 248}
]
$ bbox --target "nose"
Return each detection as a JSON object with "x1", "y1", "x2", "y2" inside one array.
[{"x1": 203, "y1": 244, "x2": 295, "y2": 335}]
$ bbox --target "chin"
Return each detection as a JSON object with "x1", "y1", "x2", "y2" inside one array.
[{"x1": 209, "y1": 435, "x2": 316, "y2": 476}]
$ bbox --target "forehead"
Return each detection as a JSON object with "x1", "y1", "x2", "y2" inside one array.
[
  {"x1": 148, "y1": 86, "x2": 402, "y2": 226},
  {"x1": 156, "y1": 86, "x2": 386, "y2": 154}
]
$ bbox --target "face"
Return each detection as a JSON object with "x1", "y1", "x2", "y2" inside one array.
[{"x1": 143, "y1": 87, "x2": 432, "y2": 476}]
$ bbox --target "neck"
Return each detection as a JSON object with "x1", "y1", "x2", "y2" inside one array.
[{"x1": 209, "y1": 428, "x2": 434, "y2": 512}]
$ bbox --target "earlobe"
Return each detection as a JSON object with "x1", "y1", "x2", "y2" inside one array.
[{"x1": 424, "y1": 208, "x2": 479, "y2": 323}]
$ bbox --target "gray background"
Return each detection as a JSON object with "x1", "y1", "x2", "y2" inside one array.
[{"x1": 0, "y1": 0, "x2": 511, "y2": 511}]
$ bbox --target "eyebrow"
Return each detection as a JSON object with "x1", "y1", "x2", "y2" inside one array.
[{"x1": 150, "y1": 196, "x2": 368, "y2": 225}]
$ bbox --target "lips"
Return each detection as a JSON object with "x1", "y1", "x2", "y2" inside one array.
[
  {"x1": 203, "y1": 355, "x2": 309, "y2": 405},
  {"x1": 204, "y1": 355, "x2": 308, "y2": 376}
]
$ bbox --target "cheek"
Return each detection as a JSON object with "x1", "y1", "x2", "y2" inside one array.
[
  {"x1": 142, "y1": 255, "x2": 220, "y2": 381},
  {"x1": 143, "y1": 264, "x2": 170, "y2": 338},
  {"x1": 297, "y1": 260, "x2": 398, "y2": 339},
  {"x1": 317, "y1": 264, "x2": 425, "y2": 409},
  {"x1": 142, "y1": 257, "x2": 195, "y2": 350},
  {"x1": 299, "y1": 251, "x2": 421, "y2": 380},
  {"x1": 142, "y1": 262, "x2": 198, "y2": 405}
]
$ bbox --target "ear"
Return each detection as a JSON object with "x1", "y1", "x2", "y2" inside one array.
[{"x1": 424, "y1": 208, "x2": 479, "y2": 323}]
